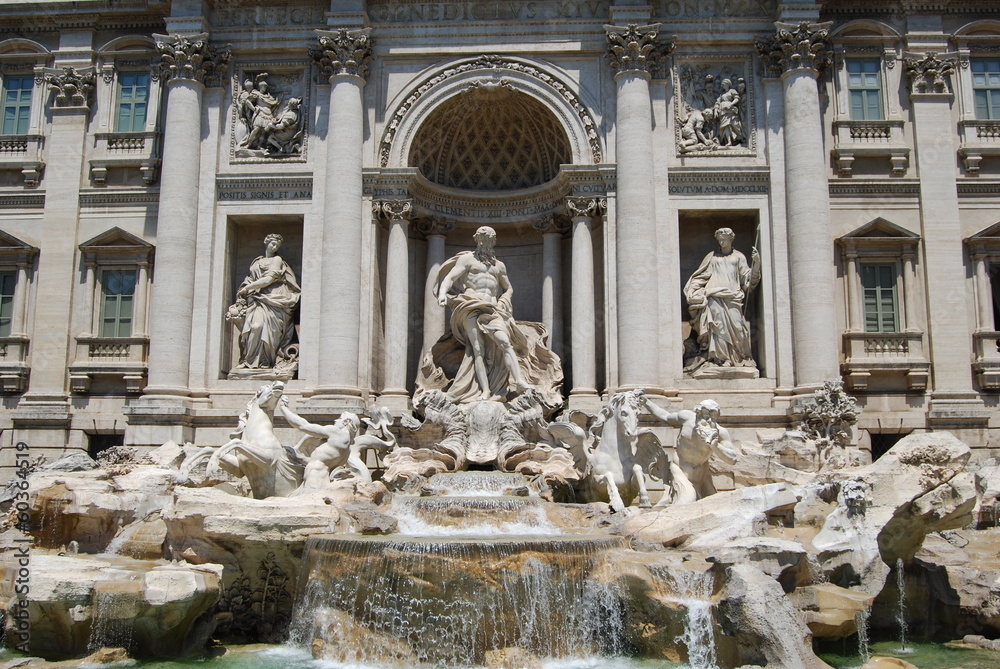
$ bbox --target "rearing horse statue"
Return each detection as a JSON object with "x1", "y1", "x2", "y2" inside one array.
[{"x1": 546, "y1": 389, "x2": 662, "y2": 512}]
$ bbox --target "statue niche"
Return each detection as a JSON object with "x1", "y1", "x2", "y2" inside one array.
[
  {"x1": 233, "y1": 72, "x2": 304, "y2": 158},
  {"x1": 227, "y1": 233, "x2": 301, "y2": 379}
]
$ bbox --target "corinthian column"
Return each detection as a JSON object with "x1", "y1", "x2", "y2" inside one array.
[
  {"x1": 418, "y1": 217, "x2": 454, "y2": 356},
  {"x1": 605, "y1": 24, "x2": 666, "y2": 391},
  {"x1": 904, "y1": 52, "x2": 986, "y2": 421},
  {"x1": 144, "y1": 34, "x2": 230, "y2": 397},
  {"x1": 756, "y1": 23, "x2": 838, "y2": 389},
  {"x1": 310, "y1": 28, "x2": 373, "y2": 405},
  {"x1": 375, "y1": 199, "x2": 412, "y2": 409},
  {"x1": 565, "y1": 197, "x2": 600, "y2": 400}
]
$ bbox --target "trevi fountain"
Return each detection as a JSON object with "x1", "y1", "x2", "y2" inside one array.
[{"x1": 0, "y1": 221, "x2": 997, "y2": 669}]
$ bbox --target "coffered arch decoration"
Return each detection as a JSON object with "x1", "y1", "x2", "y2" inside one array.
[{"x1": 380, "y1": 55, "x2": 604, "y2": 173}]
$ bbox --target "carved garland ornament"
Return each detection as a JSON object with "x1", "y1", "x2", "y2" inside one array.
[
  {"x1": 755, "y1": 22, "x2": 833, "y2": 76},
  {"x1": 309, "y1": 28, "x2": 374, "y2": 81},
  {"x1": 155, "y1": 33, "x2": 231, "y2": 86},
  {"x1": 379, "y1": 55, "x2": 603, "y2": 167}
]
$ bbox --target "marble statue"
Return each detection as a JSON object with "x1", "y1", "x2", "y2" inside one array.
[
  {"x1": 262, "y1": 97, "x2": 303, "y2": 155},
  {"x1": 227, "y1": 234, "x2": 301, "y2": 378},
  {"x1": 547, "y1": 389, "x2": 662, "y2": 512},
  {"x1": 417, "y1": 226, "x2": 562, "y2": 409},
  {"x1": 201, "y1": 381, "x2": 304, "y2": 499},
  {"x1": 713, "y1": 78, "x2": 744, "y2": 147},
  {"x1": 277, "y1": 400, "x2": 396, "y2": 491},
  {"x1": 683, "y1": 227, "x2": 760, "y2": 378},
  {"x1": 640, "y1": 396, "x2": 739, "y2": 504}
]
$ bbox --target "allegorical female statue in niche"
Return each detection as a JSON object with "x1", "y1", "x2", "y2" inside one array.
[
  {"x1": 227, "y1": 234, "x2": 301, "y2": 378},
  {"x1": 683, "y1": 227, "x2": 760, "y2": 379}
]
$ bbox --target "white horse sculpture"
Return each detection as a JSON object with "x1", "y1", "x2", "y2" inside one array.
[
  {"x1": 547, "y1": 389, "x2": 662, "y2": 512},
  {"x1": 203, "y1": 381, "x2": 305, "y2": 498}
]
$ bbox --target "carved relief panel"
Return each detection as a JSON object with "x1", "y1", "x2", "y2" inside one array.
[
  {"x1": 230, "y1": 65, "x2": 309, "y2": 162},
  {"x1": 673, "y1": 55, "x2": 756, "y2": 157}
]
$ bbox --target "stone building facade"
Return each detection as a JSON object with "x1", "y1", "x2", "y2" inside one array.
[{"x1": 1, "y1": 0, "x2": 999, "y2": 472}]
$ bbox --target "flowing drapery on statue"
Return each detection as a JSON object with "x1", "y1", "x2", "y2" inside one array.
[
  {"x1": 683, "y1": 227, "x2": 760, "y2": 378},
  {"x1": 415, "y1": 226, "x2": 562, "y2": 411},
  {"x1": 227, "y1": 233, "x2": 301, "y2": 377}
]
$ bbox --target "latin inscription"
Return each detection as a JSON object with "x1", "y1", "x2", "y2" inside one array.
[
  {"x1": 669, "y1": 183, "x2": 768, "y2": 195},
  {"x1": 218, "y1": 188, "x2": 313, "y2": 201},
  {"x1": 367, "y1": 0, "x2": 775, "y2": 22}
]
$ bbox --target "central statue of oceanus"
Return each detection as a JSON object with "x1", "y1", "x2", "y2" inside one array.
[{"x1": 415, "y1": 225, "x2": 563, "y2": 411}]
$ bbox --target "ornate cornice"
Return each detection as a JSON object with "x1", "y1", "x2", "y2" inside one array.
[
  {"x1": 310, "y1": 28, "x2": 374, "y2": 82},
  {"x1": 903, "y1": 52, "x2": 957, "y2": 95},
  {"x1": 45, "y1": 67, "x2": 96, "y2": 109},
  {"x1": 373, "y1": 199, "x2": 413, "y2": 221},
  {"x1": 755, "y1": 22, "x2": 833, "y2": 77},
  {"x1": 155, "y1": 33, "x2": 231, "y2": 86},
  {"x1": 604, "y1": 24, "x2": 670, "y2": 76}
]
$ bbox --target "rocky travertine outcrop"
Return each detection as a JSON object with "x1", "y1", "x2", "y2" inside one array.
[
  {"x1": 717, "y1": 564, "x2": 833, "y2": 669},
  {"x1": 790, "y1": 583, "x2": 874, "y2": 638},
  {"x1": 0, "y1": 554, "x2": 220, "y2": 657}
]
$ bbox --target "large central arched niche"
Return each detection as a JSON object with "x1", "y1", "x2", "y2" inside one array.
[
  {"x1": 379, "y1": 56, "x2": 603, "y2": 209},
  {"x1": 410, "y1": 85, "x2": 571, "y2": 191}
]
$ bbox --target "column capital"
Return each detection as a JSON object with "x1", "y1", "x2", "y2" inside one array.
[
  {"x1": 755, "y1": 22, "x2": 833, "y2": 77},
  {"x1": 311, "y1": 28, "x2": 374, "y2": 82},
  {"x1": 564, "y1": 197, "x2": 602, "y2": 220},
  {"x1": 604, "y1": 24, "x2": 671, "y2": 76},
  {"x1": 903, "y1": 52, "x2": 957, "y2": 97},
  {"x1": 532, "y1": 213, "x2": 570, "y2": 235},
  {"x1": 45, "y1": 67, "x2": 95, "y2": 111},
  {"x1": 373, "y1": 198, "x2": 412, "y2": 222},
  {"x1": 155, "y1": 33, "x2": 231, "y2": 87},
  {"x1": 416, "y1": 216, "x2": 455, "y2": 237}
]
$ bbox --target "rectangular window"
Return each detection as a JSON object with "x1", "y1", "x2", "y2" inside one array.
[
  {"x1": 0, "y1": 272, "x2": 15, "y2": 338},
  {"x1": 100, "y1": 269, "x2": 136, "y2": 338},
  {"x1": 972, "y1": 59, "x2": 1000, "y2": 120},
  {"x1": 861, "y1": 263, "x2": 899, "y2": 333},
  {"x1": 847, "y1": 58, "x2": 883, "y2": 121},
  {"x1": 116, "y1": 72, "x2": 149, "y2": 133},
  {"x1": 2, "y1": 75, "x2": 33, "y2": 135}
]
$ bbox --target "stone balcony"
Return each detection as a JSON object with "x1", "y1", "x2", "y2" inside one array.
[
  {"x1": 973, "y1": 331, "x2": 1000, "y2": 390},
  {"x1": 0, "y1": 336, "x2": 30, "y2": 393},
  {"x1": 958, "y1": 120, "x2": 1000, "y2": 175},
  {"x1": 68, "y1": 335, "x2": 149, "y2": 394},
  {"x1": 831, "y1": 120, "x2": 909, "y2": 177},
  {"x1": 841, "y1": 331, "x2": 929, "y2": 391},
  {"x1": 89, "y1": 131, "x2": 160, "y2": 185},
  {"x1": 0, "y1": 135, "x2": 45, "y2": 187}
]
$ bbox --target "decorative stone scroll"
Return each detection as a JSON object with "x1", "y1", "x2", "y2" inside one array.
[
  {"x1": 755, "y1": 22, "x2": 833, "y2": 76},
  {"x1": 373, "y1": 199, "x2": 413, "y2": 222},
  {"x1": 234, "y1": 71, "x2": 305, "y2": 158},
  {"x1": 565, "y1": 197, "x2": 600, "y2": 219},
  {"x1": 155, "y1": 34, "x2": 231, "y2": 86},
  {"x1": 415, "y1": 216, "x2": 456, "y2": 237},
  {"x1": 532, "y1": 212, "x2": 570, "y2": 235},
  {"x1": 309, "y1": 28, "x2": 374, "y2": 81},
  {"x1": 45, "y1": 67, "x2": 95, "y2": 108},
  {"x1": 903, "y1": 52, "x2": 956, "y2": 95},
  {"x1": 604, "y1": 24, "x2": 670, "y2": 76}
]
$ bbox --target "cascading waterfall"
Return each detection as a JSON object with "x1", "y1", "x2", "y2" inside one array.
[
  {"x1": 88, "y1": 576, "x2": 142, "y2": 653},
  {"x1": 666, "y1": 569, "x2": 718, "y2": 669},
  {"x1": 855, "y1": 608, "x2": 872, "y2": 665},
  {"x1": 390, "y1": 495, "x2": 557, "y2": 536},
  {"x1": 895, "y1": 558, "x2": 911, "y2": 653},
  {"x1": 291, "y1": 535, "x2": 626, "y2": 666}
]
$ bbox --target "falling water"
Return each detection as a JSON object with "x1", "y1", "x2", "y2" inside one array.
[
  {"x1": 855, "y1": 608, "x2": 872, "y2": 665},
  {"x1": 291, "y1": 534, "x2": 626, "y2": 666},
  {"x1": 666, "y1": 569, "x2": 718, "y2": 669},
  {"x1": 88, "y1": 576, "x2": 141, "y2": 653},
  {"x1": 896, "y1": 558, "x2": 910, "y2": 653},
  {"x1": 390, "y1": 495, "x2": 558, "y2": 536},
  {"x1": 426, "y1": 471, "x2": 535, "y2": 496}
]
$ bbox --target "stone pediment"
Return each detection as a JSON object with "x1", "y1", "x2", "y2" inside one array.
[
  {"x1": 79, "y1": 227, "x2": 154, "y2": 262},
  {"x1": 838, "y1": 218, "x2": 919, "y2": 256},
  {"x1": 842, "y1": 217, "x2": 919, "y2": 239},
  {"x1": 0, "y1": 229, "x2": 38, "y2": 263},
  {"x1": 967, "y1": 221, "x2": 1000, "y2": 254}
]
